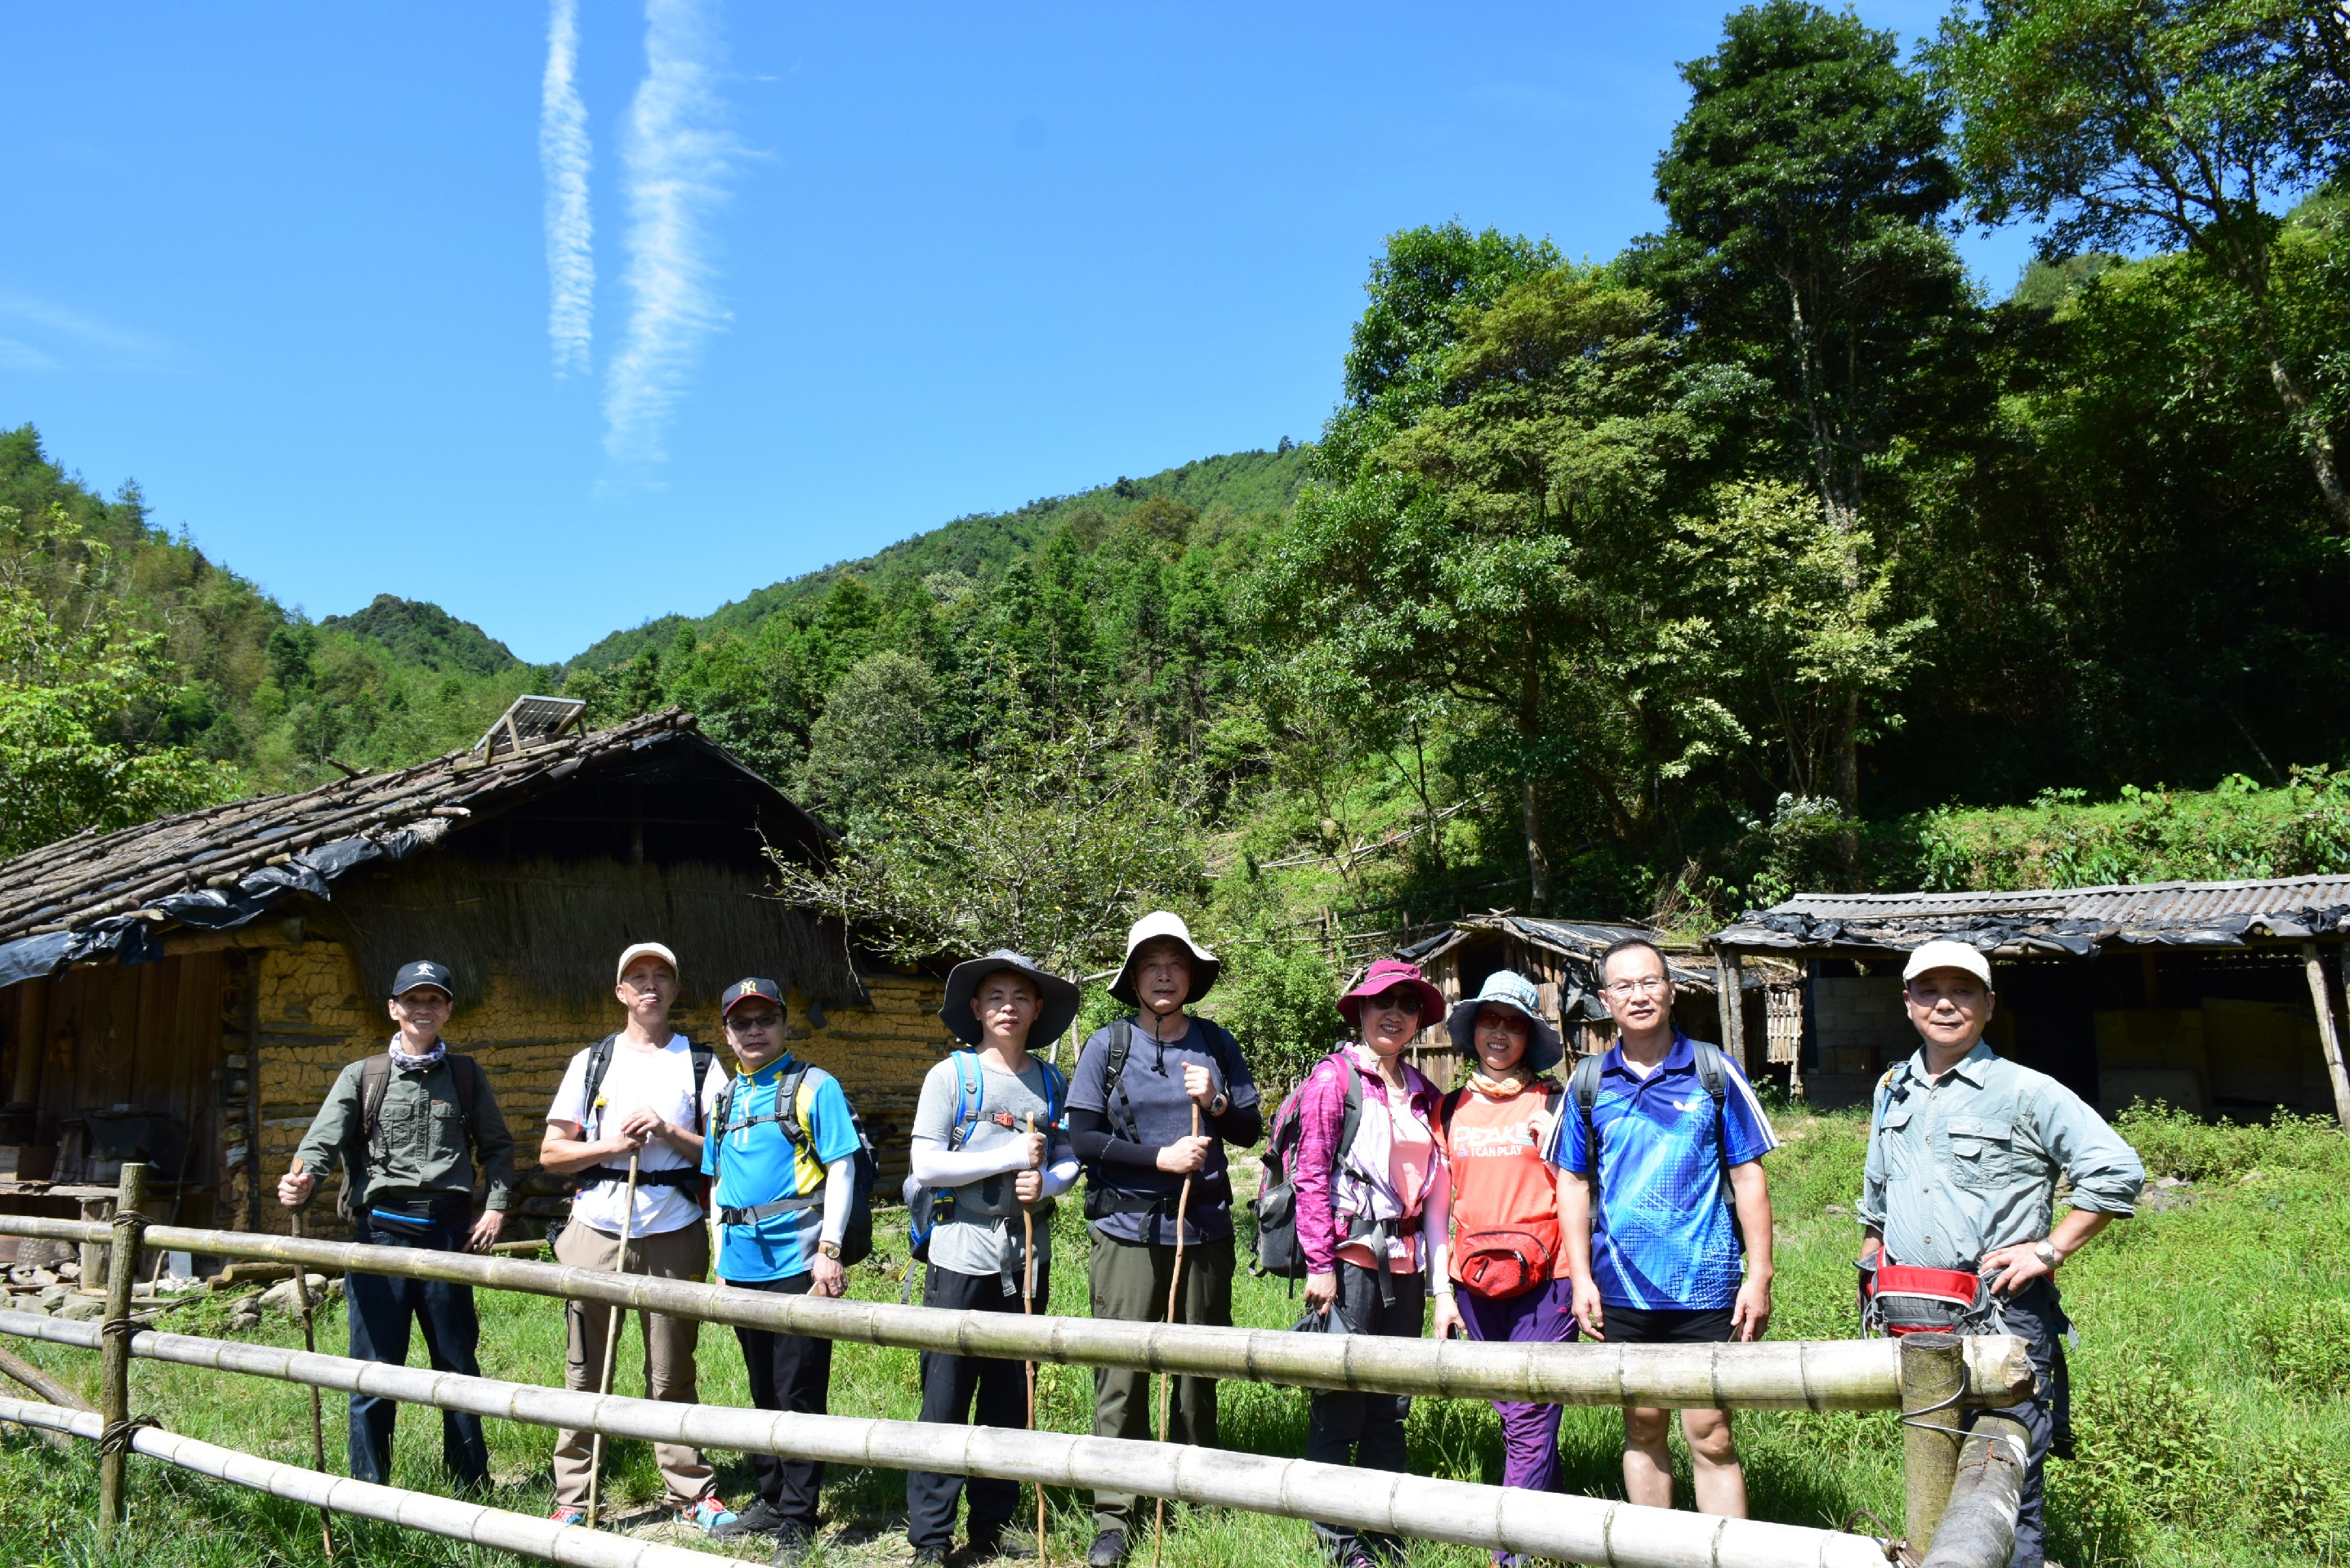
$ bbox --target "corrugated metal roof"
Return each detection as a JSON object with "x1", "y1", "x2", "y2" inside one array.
[{"x1": 1714, "y1": 874, "x2": 2350, "y2": 956}]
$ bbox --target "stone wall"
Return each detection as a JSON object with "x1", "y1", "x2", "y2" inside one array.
[{"x1": 234, "y1": 938, "x2": 948, "y2": 1235}]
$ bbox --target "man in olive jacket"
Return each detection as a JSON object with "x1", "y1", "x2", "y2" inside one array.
[{"x1": 279, "y1": 960, "x2": 516, "y2": 1488}]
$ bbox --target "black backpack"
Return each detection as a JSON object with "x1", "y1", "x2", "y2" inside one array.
[
  {"x1": 1081, "y1": 1013, "x2": 1245, "y2": 1223},
  {"x1": 569, "y1": 1033, "x2": 721, "y2": 1197},
  {"x1": 1567, "y1": 1040, "x2": 1741, "y2": 1245},
  {"x1": 710, "y1": 1062, "x2": 881, "y2": 1266},
  {"x1": 1251, "y1": 1050, "x2": 1365, "y2": 1282},
  {"x1": 335, "y1": 1049, "x2": 488, "y2": 1222}
]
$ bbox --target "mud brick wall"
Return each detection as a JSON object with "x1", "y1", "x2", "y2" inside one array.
[{"x1": 234, "y1": 939, "x2": 948, "y2": 1235}]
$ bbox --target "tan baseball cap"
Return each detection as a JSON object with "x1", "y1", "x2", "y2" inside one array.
[
  {"x1": 1902, "y1": 939, "x2": 1992, "y2": 987},
  {"x1": 616, "y1": 942, "x2": 679, "y2": 983}
]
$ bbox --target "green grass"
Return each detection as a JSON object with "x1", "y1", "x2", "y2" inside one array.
[{"x1": 3, "y1": 1105, "x2": 2347, "y2": 1566}]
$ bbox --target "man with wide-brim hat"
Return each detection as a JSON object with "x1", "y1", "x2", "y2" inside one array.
[
  {"x1": 1859, "y1": 939, "x2": 2143, "y2": 1568},
  {"x1": 903, "y1": 950, "x2": 1081, "y2": 1568},
  {"x1": 1067, "y1": 913, "x2": 1263, "y2": 1568}
]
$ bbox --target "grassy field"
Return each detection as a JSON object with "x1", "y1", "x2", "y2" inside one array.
[{"x1": 1, "y1": 1103, "x2": 2345, "y2": 1567}]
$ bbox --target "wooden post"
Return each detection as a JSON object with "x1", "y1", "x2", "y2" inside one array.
[
  {"x1": 97, "y1": 1160, "x2": 149, "y2": 1535},
  {"x1": 1901, "y1": 1332, "x2": 1967, "y2": 1551},
  {"x1": 1919, "y1": 1412, "x2": 2031, "y2": 1568},
  {"x1": 8, "y1": 976, "x2": 47, "y2": 1109},
  {"x1": 2300, "y1": 942, "x2": 2350, "y2": 1135},
  {"x1": 243, "y1": 962, "x2": 263, "y2": 1234},
  {"x1": 1715, "y1": 951, "x2": 1747, "y2": 1070}
]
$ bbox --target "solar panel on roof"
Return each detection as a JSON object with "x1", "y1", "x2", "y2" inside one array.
[{"x1": 471, "y1": 695, "x2": 588, "y2": 760}]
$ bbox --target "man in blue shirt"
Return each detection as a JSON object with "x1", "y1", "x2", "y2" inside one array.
[
  {"x1": 700, "y1": 977, "x2": 865, "y2": 1561},
  {"x1": 1554, "y1": 937, "x2": 1777, "y2": 1519},
  {"x1": 1861, "y1": 940, "x2": 2143, "y2": 1568}
]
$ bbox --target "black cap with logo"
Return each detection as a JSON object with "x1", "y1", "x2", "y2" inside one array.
[
  {"x1": 390, "y1": 960, "x2": 455, "y2": 1000},
  {"x1": 720, "y1": 977, "x2": 785, "y2": 1017}
]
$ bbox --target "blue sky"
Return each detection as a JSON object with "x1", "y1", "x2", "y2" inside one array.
[{"x1": 1, "y1": 2, "x2": 2029, "y2": 665}]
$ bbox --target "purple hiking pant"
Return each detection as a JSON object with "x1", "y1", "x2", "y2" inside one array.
[{"x1": 1456, "y1": 1275, "x2": 1578, "y2": 1494}]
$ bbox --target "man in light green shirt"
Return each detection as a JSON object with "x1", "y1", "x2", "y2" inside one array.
[{"x1": 1858, "y1": 940, "x2": 2143, "y2": 1568}]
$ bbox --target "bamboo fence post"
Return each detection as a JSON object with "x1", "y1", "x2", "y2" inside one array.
[
  {"x1": 1900, "y1": 1332, "x2": 1967, "y2": 1551},
  {"x1": 2299, "y1": 942, "x2": 2350, "y2": 1135},
  {"x1": 1151, "y1": 1103, "x2": 1199, "y2": 1568},
  {"x1": 286, "y1": 1162, "x2": 337, "y2": 1560},
  {"x1": 1021, "y1": 1113, "x2": 1046, "y2": 1567},
  {"x1": 586, "y1": 1152, "x2": 640, "y2": 1531},
  {"x1": 97, "y1": 1160, "x2": 149, "y2": 1536}
]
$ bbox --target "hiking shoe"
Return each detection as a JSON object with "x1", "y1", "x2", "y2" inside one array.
[
  {"x1": 912, "y1": 1547, "x2": 951, "y2": 1568},
  {"x1": 548, "y1": 1505, "x2": 588, "y2": 1528},
  {"x1": 1086, "y1": 1529, "x2": 1128, "y2": 1568},
  {"x1": 675, "y1": 1494, "x2": 741, "y2": 1535},
  {"x1": 715, "y1": 1499, "x2": 796, "y2": 1539},
  {"x1": 964, "y1": 1530, "x2": 1035, "y2": 1562},
  {"x1": 769, "y1": 1521, "x2": 814, "y2": 1566}
]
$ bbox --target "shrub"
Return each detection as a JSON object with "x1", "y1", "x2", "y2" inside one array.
[{"x1": 2245, "y1": 1295, "x2": 2350, "y2": 1402}]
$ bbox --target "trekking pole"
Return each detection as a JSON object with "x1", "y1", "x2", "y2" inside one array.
[
  {"x1": 286, "y1": 1160, "x2": 337, "y2": 1562},
  {"x1": 1021, "y1": 1113, "x2": 1047, "y2": 1568},
  {"x1": 585, "y1": 1149, "x2": 640, "y2": 1531},
  {"x1": 1151, "y1": 1103, "x2": 1200, "y2": 1568}
]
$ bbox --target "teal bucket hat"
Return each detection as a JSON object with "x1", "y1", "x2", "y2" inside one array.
[{"x1": 1444, "y1": 969, "x2": 1563, "y2": 1071}]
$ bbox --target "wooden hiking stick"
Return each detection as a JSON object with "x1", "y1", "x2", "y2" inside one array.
[
  {"x1": 1021, "y1": 1112, "x2": 1047, "y2": 1568},
  {"x1": 1151, "y1": 1102, "x2": 1200, "y2": 1568},
  {"x1": 286, "y1": 1159, "x2": 336, "y2": 1561},
  {"x1": 585, "y1": 1150, "x2": 640, "y2": 1531}
]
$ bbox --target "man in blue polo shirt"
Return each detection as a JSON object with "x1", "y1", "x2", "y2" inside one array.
[
  {"x1": 699, "y1": 978, "x2": 865, "y2": 1561},
  {"x1": 1554, "y1": 936, "x2": 1777, "y2": 1519}
]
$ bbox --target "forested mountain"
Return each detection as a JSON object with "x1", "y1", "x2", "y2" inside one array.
[{"x1": 8, "y1": 0, "x2": 2350, "y2": 1018}]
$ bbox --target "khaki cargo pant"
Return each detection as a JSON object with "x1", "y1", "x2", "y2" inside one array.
[{"x1": 551, "y1": 1218, "x2": 715, "y2": 1508}]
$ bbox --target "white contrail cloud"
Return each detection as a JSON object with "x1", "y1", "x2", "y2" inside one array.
[
  {"x1": 604, "y1": 0, "x2": 736, "y2": 461},
  {"x1": 540, "y1": 0, "x2": 594, "y2": 378}
]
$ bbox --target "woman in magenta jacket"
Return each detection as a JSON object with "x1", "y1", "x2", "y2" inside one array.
[{"x1": 1292, "y1": 956, "x2": 1451, "y2": 1568}]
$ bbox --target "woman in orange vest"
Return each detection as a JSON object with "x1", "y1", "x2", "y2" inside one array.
[{"x1": 1430, "y1": 969, "x2": 1574, "y2": 1519}]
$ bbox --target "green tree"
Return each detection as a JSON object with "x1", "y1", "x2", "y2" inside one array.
[
  {"x1": 1931, "y1": 0, "x2": 2350, "y2": 526},
  {"x1": 796, "y1": 650, "x2": 943, "y2": 831},
  {"x1": 0, "y1": 508, "x2": 231, "y2": 858},
  {"x1": 1639, "y1": 0, "x2": 1973, "y2": 844}
]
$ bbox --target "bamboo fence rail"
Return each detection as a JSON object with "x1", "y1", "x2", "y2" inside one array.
[
  {"x1": 0, "y1": 1316, "x2": 1897, "y2": 1568},
  {"x1": 0, "y1": 1214, "x2": 2034, "y2": 1412},
  {"x1": 0, "y1": 1393, "x2": 719, "y2": 1568}
]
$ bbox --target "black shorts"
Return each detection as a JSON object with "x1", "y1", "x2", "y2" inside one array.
[{"x1": 1602, "y1": 1304, "x2": 1736, "y2": 1344}]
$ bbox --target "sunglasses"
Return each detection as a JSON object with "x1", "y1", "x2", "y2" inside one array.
[{"x1": 1363, "y1": 991, "x2": 1423, "y2": 1016}]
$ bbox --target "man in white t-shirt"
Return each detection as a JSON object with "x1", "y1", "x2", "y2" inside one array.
[{"x1": 538, "y1": 942, "x2": 737, "y2": 1533}]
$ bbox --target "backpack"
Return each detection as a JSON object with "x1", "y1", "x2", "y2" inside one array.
[
  {"x1": 1567, "y1": 1039, "x2": 1741, "y2": 1245},
  {"x1": 568, "y1": 1033, "x2": 721, "y2": 1200},
  {"x1": 1434, "y1": 1080, "x2": 1567, "y2": 1300},
  {"x1": 1081, "y1": 1013, "x2": 1245, "y2": 1223},
  {"x1": 709, "y1": 1059, "x2": 881, "y2": 1266},
  {"x1": 335, "y1": 1050, "x2": 488, "y2": 1223},
  {"x1": 1251, "y1": 1051, "x2": 1365, "y2": 1284},
  {"x1": 901, "y1": 1051, "x2": 1067, "y2": 1300}
]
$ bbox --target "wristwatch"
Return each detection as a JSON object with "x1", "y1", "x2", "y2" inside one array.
[
  {"x1": 2032, "y1": 1241, "x2": 2058, "y2": 1270},
  {"x1": 818, "y1": 1241, "x2": 842, "y2": 1261}
]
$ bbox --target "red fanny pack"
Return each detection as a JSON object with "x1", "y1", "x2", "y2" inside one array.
[
  {"x1": 1866, "y1": 1263, "x2": 1995, "y2": 1336},
  {"x1": 1453, "y1": 1224, "x2": 1559, "y2": 1299}
]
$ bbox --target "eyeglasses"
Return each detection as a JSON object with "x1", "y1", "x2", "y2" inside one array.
[{"x1": 1603, "y1": 976, "x2": 1671, "y2": 998}]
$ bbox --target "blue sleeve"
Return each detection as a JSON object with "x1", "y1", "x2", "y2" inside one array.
[
  {"x1": 1720, "y1": 1061, "x2": 1779, "y2": 1167},
  {"x1": 701, "y1": 1129, "x2": 719, "y2": 1176},
  {"x1": 805, "y1": 1074, "x2": 863, "y2": 1167},
  {"x1": 1553, "y1": 1098, "x2": 1593, "y2": 1175}
]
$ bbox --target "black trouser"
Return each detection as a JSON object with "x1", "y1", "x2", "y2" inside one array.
[
  {"x1": 905, "y1": 1260, "x2": 1050, "y2": 1552},
  {"x1": 345, "y1": 1200, "x2": 490, "y2": 1488},
  {"x1": 729, "y1": 1272, "x2": 836, "y2": 1526},
  {"x1": 1304, "y1": 1262, "x2": 1425, "y2": 1559},
  {"x1": 1969, "y1": 1278, "x2": 2070, "y2": 1568}
]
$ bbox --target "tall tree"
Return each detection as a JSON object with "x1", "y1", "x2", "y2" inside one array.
[
  {"x1": 1640, "y1": 0, "x2": 1973, "y2": 850},
  {"x1": 1931, "y1": 0, "x2": 2350, "y2": 527}
]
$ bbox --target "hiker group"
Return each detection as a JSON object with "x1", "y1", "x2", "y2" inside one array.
[{"x1": 279, "y1": 917, "x2": 2143, "y2": 1568}]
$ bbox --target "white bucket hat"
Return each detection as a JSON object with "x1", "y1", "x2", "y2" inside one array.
[
  {"x1": 1902, "y1": 939, "x2": 1994, "y2": 987},
  {"x1": 1108, "y1": 911, "x2": 1220, "y2": 1006},
  {"x1": 1445, "y1": 969, "x2": 1563, "y2": 1071}
]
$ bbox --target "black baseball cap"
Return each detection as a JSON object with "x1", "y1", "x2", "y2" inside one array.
[
  {"x1": 390, "y1": 960, "x2": 454, "y2": 1000},
  {"x1": 721, "y1": 977, "x2": 785, "y2": 1017}
]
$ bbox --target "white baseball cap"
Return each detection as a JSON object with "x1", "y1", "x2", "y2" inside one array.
[
  {"x1": 615, "y1": 942, "x2": 679, "y2": 983},
  {"x1": 1902, "y1": 939, "x2": 1993, "y2": 987}
]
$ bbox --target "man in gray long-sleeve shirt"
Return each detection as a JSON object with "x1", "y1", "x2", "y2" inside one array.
[
  {"x1": 279, "y1": 960, "x2": 515, "y2": 1489},
  {"x1": 1859, "y1": 941, "x2": 2144, "y2": 1568}
]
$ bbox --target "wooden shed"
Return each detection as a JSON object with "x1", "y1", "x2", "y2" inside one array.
[
  {"x1": 1393, "y1": 914, "x2": 1803, "y2": 1089},
  {"x1": 0, "y1": 706, "x2": 956, "y2": 1241},
  {"x1": 1710, "y1": 877, "x2": 2350, "y2": 1127}
]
